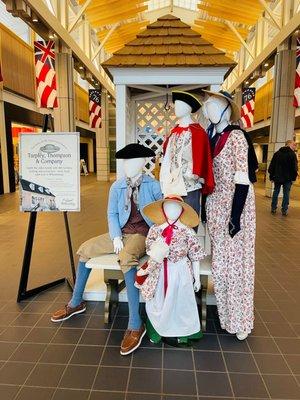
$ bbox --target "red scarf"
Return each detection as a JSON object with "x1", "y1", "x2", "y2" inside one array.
[{"x1": 161, "y1": 207, "x2": 183, "y2": 296}]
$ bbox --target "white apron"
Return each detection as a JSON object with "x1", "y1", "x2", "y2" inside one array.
[{"x1": 145, "y1": 257, "x2": 200, "y2": 337}]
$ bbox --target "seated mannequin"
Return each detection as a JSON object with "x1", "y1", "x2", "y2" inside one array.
[
  {"x1": 51, "y1": 143, "x2": 162, "y2": 355},
  {"x1": 160, "y1": 91, "x2": 214, "y2": 219},
  {"x1": 136, "y1": 195, "x2": 205, "y2": 346}
]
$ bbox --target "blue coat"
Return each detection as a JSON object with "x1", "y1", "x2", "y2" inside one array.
[{"x1": 107, "y1": 174, "x2": 162, "y2": 239}]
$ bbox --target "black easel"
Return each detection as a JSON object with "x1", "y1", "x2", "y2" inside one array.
[{"x1": 17, "y1": 114, "x2": 76, "y2": 302}]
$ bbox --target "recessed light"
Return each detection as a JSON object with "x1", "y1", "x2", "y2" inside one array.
[
  {"x1": 245, "y1": 81, "x2": 249, "y2": 84},
  {"x1": 49, "y1": 33, "x2": 55, "y2": 39},
  {"x1": 79, "y1": 66, "x2": 84, "y2": 70},
  {"x1": 32, "y1": 17, "x2": 38, "y2": 22},
  {"x1": 264, "y1": 62, "x2": 269, "y2": 67}
]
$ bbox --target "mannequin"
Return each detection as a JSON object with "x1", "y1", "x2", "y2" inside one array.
[
  {"x1": 202, "y1": 91, "x2": 257, "y2": 341},
  {"x1": 136, "y1": 195, "x2": 205, "y2": 345},
  {"x1": 160, "y1": 91, "x2": 214, "y2": 219},
  {"x1": 51, "y1": 143, "x2": 162, "y2": 356}
]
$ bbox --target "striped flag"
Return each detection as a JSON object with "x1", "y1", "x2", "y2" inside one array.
[
  {"x1": 89, "y1": 89, "x2": 102, "y2": 128},
  {"x1": 293, "y1": 38, "x2": 300, "y2": 108},
  {"x1": 34, "y1": 41, "x2": 58, "y2": 108},
  {"x1": 241, "y1": 88, "x2": 256, "y2": 128}
]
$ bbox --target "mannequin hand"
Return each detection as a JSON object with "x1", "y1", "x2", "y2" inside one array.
[
  {"x1": 192, "y1": 261, "x2": 201, "y2": 292},
  {"x1": 193, "y1": 276, "x2": 201, "y2": 292},
  {"x1": 148, "y1": 239, "x2": 169, "y2": 263},
  {"x1": 113, "y1": 237, "x2": 124, "y2": 254},
  {"x1": 228, "y1": 217, "x2": 241, "y2": 238}
]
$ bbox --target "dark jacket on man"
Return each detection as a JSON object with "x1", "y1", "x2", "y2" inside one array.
[{"x1": 268, "y1": 146, "x2": 298, "y2": 183}]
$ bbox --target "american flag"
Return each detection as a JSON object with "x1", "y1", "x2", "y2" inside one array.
[
  {"x1": 241, "y1": 87, "x2": 256, "y2": 128},
  {"x1": 34, "y1": 41, "x2": 58, "y2": 108},
  {"x1": 293, "y1": 38, "x2": 300, "y2": 108},
  {"x1": 89, "y1": 89, "x2": 102, "y2": 128}
]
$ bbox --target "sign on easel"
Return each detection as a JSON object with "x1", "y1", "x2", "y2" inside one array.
[{"x1": 19, "y1": 133, "x2": 80, "y2": 212}]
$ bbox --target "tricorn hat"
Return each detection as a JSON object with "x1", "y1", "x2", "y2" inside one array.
[
  {"x1": 143, "y1": 195, "x2": 199, "y2": 228},
  {"x1": 202, "y1": 90, "x2": 240, "y2": 122},
  {"x1": 172, "y1": 91, "x2": 202, "y2": 113},
  {"x1": 115, "y1": 143, "x2": 155, "y2": 159}
]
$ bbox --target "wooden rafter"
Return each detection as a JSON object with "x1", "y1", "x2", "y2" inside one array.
[
  {"x1": 87, "y1": 5, "x2": 148, "y2": 27},
  {"x1": 197, "y1": 4, "x2": 259, "y2": 25}
]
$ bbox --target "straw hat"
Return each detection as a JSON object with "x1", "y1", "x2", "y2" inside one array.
[
  {"x1": 202, "y1": 90, "x2": 240, "y2": 122},
  {"x1": 143, "y1": 195, "x2": 199, "y2": 228}
]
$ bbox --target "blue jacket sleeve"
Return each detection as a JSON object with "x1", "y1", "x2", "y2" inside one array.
[
  {"x1": 153, "y1": 180, "x2": 163, "y2": 201},
  {"x1": 107, "y1": 183, "x2": 122, "y2": 240}
]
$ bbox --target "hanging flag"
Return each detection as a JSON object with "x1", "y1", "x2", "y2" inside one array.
[
  {"x1": 241, "y1": 87, "x2": 256, "y2": 128},
  {"x1": 34, "y1": 40, "x2": 58, "y2": 108},
  {"x1": 89, "y1": 89, "x2": 102, "y2": 128},
  {"x1": 293, "y1": 38, "x2": 300, "y2": 108}
]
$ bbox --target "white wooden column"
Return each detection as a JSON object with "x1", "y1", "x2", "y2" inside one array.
[
  {"x1": 96, "y1": 89, "x2": 110, "y2": 181},
  {"x1": 0, "y1": 88, "x2": 10, "y2": 193},
  {"x1": 53, "y1": 44, "x2": 76, "y2": 132},
  {"x1": 115, "y1": 84, "x2": 130, "y2": 177},
  {"x1": 265, "y1": 37, "x2": 297, "y2": 197}
]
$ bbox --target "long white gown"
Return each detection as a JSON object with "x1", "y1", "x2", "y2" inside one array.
[{"x1": 143, "y1": 223, "x2": 206, "y2": 337}]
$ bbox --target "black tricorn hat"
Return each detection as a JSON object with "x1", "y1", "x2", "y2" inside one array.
[
  {"x1": 172, "y1": 90, "x2": 202, "y2": 113},
  {"x1": 115, "y1": 143, "x2": 155, "y2": 159}
]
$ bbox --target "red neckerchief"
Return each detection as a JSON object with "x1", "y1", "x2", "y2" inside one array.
[
  {"x1": 171, "y1": 125, "x2": 190, "y2": 135},
  {"x1": 213, "y1": 131, "x2": 231, "y2": 158},
  {"x1": 161, "y1": 206, "x2": 183, "y2": 296}
]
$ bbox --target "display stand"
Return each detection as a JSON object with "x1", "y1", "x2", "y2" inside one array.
[{"x1": 17, "y1": 114, "x2": 76, "y2": 302}]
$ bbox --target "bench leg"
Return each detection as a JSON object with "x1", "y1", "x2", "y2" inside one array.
[
  {"x1": 104, "y1": 278, "x2": 119, "y2": 324},
  {"x1": 200, "y1": 275, "x2": 208, "y2": 332}
]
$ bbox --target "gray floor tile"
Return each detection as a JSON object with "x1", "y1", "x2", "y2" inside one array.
[
  {"x1": 90, "y1": 392, "x2": 125, "y2": 400},
  {"x1": 275, "y1": 338, "x2": 300, "y2": 354},
  {"x1": 163, "y1": 370, "x2": 196, "y2": 396},
  {"x1": 9, "y1": 313, "x2": 41, "y2": 327},
  {"x1": 0, "y1": 326, "x2": 31, "y2": 342},
  {"x1": 0, "y1": 362, "x2": 35, "y2": 385},
  {"x1": 52, "y1": 328, "x2": 83, "y2": 344},
  {"x1": 0, "y1": 312, "x2": 20, "y2": 326},
  {"x1": 251, "y1": 322, "x2": 270, "y2": 337},
  {"x1": 0, "y1": 384, "x2": 21, "y2": 400},
  {"x1": 129, "y1": 368, "x2": 162, "y2": 394},
  {"x1": 265, "y1": 322, "x2": 297, "y2": 337},
  {"x1": 93, "y1": 366, "x2": 129, "y2": 391},
  {"x1": 230, "y1": 373, "x2": 269, "y2": 398},
  {"x1": 23, "y1": 301, "x2": 52, "y2": 313},
  {"x1": 247, "y1": 336, "x2": 279, "y2": 354},
  {"x1": 224, "y1": 352, "x2": 258, "y2": 373},
  {"x1": 26, "y1": 363, "x2": 65, "y2": 387},
  {"x1": 263, "y1": 374, "x2": 300, "y2": 399},
  {"x1": 196, "y1": 372, "x2": 232, "y2": 397},
  {"x1": 219, "y1": 335, "x2": 250, "y2": 352},
  {"x1": 59, "y1": 365, "x2": 97, "y2": 389},
  {"x1": 163, "y1": 349, "x2": 193, "y2": 370},
  {"x1": 53, "y1": 389, "x2": 90, "y2": 400},
  {"x1": 101, "y1": 345, "x2": 131, "y2": 367},
  {"x1": 192, "y1": 334, "x2": 220, "y2": 351},
  {"x1": 132, "y1": 348, "x2": 161, "y2": 368},
  {"x1": 284, "y1": 354, "x2": 300, "y2": 374},
  {"x1": 15, "y1": 386, "x2": 55, "y2": 400},
  {"x1": 23, "y1": 327, "x2": 57, "y2": 343},
  {"x1": 40, "y1": 343, "x2": 75, "y2": 364},
  {"x1": 128, "y1": 394, "x2": 160, "y2": 400},
  {"x1": 79, "y1": 329, "x2": 109, "y2": 346},
  {"x1": 254, "y1": 353, "x2": 291, "y2": 374},
  {"x1": 0, "y1": 342, "x2": 19, "y2": 360},
  {"x1": 87, "y1": 315, "x2": 112, "y2": 329},
  {"x1": 10, "y1": 342, "x2": 46, "y2": 362},
  {"x1": 61, "y1": 315, "x2": 90, "y2": 329},
  {"x1": 70, "y1": 345, "x2": 104, "y2": 365},
  {"x1": 194, "y1": 350, "x2": 225, "y2": 372}
]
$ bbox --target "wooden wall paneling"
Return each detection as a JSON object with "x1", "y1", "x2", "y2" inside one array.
[
  {"x1": 0, "y1": 23, "x2": 35, "y2": 100},
  {"x1": 75, "y1": 83, "x2": 89, "y2": 123}
]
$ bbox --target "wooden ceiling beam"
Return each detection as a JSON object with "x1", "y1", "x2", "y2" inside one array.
[
  {"x1": 208, "y1": 0, "x2": 265, "y2": 10},
  {"x1": 200, "y1": 1, "x2": 263, "y2": 17},
  {"x1": 194, "y1": 24, "x2": 248, "y2": 38},
  {"x1": 194, "y1": 19, "x2": 249, "y2": 36},
  {"x1": 197, "y1": 5, "x2": 258, "y2": 25},
  {"x1": 88, "y1": 6, "x2": 148, "y2": 27},
  {"x1": 86, "y1": 1, "x2": 146, "y2": 20}
]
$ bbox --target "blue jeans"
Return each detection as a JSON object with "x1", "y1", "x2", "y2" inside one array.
[
  {"x1": 271, "y1": 181, "x2": 292, "y2": 212},
  {"x1": 69, "y1": 261, "x2": 142, "y2": 330}
]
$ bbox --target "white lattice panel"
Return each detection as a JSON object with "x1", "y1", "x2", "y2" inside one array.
[{"x1": 136, "y1": 101, "x2": 177, "y2": 176}]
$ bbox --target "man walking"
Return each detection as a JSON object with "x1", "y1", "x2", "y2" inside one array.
[{"x1": 268, "y1": 140, "x2": 298, "y2": 216}]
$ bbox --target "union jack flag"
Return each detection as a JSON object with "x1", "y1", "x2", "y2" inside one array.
[
  {"x1": 293, "y1": 38, "x2": 300, "y2": 108},
  {"x1": 34, "y1": 41, "x2": 58, "y2": 108},
  {"x1": 241, "y1": 87, "x2": 256, "y2": 128},
  {"x1": 89, "y1": 89, "x2": 102, "y2": 128}
]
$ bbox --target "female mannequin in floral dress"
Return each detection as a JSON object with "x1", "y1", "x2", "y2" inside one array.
[{"x1": 202, "y1": 90, "x2": 258, "y2": 341}]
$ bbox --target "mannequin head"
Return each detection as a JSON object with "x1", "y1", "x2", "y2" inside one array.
[
  {"x1": 163, "y1": 200, "x2": 183, "y2": 222},
  {"x1": 174, "y1": 100, "x2": 192, "y2": 119},
  {"x1": 202, "y1": 95, "x2": 232, "y2": 125},
  {"x1": 123, "y1": 158, "x2": 145, "y2": 179}
]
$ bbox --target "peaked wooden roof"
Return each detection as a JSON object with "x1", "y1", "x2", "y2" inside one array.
[{"x1": 103, "y1": 14, "x2": 236, "y2": 70}]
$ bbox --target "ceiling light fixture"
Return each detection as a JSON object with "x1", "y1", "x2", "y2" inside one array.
[{"x1": 264, "y1": 62, "x2": 269, "y2": 67}]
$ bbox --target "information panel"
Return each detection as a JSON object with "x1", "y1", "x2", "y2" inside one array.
[{"x1": 19, "y1": 133, "x2": 80, "y2": 212}]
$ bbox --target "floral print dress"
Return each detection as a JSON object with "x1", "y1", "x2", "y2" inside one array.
[
  {"x1": 206, "y1": 129, "x2": 256, "y2": 334},
  {"x1": 143, "y1": 223, "x2": 206, "y2": 337}
]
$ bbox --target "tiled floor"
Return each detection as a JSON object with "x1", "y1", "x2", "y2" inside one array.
[{"x1": 0, "y1": 176, "x2": 299, "y2": 400}]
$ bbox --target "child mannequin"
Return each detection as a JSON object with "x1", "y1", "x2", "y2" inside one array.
[{"x1": 137, "y1": 195, "x2": 205, "y2": 345}]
